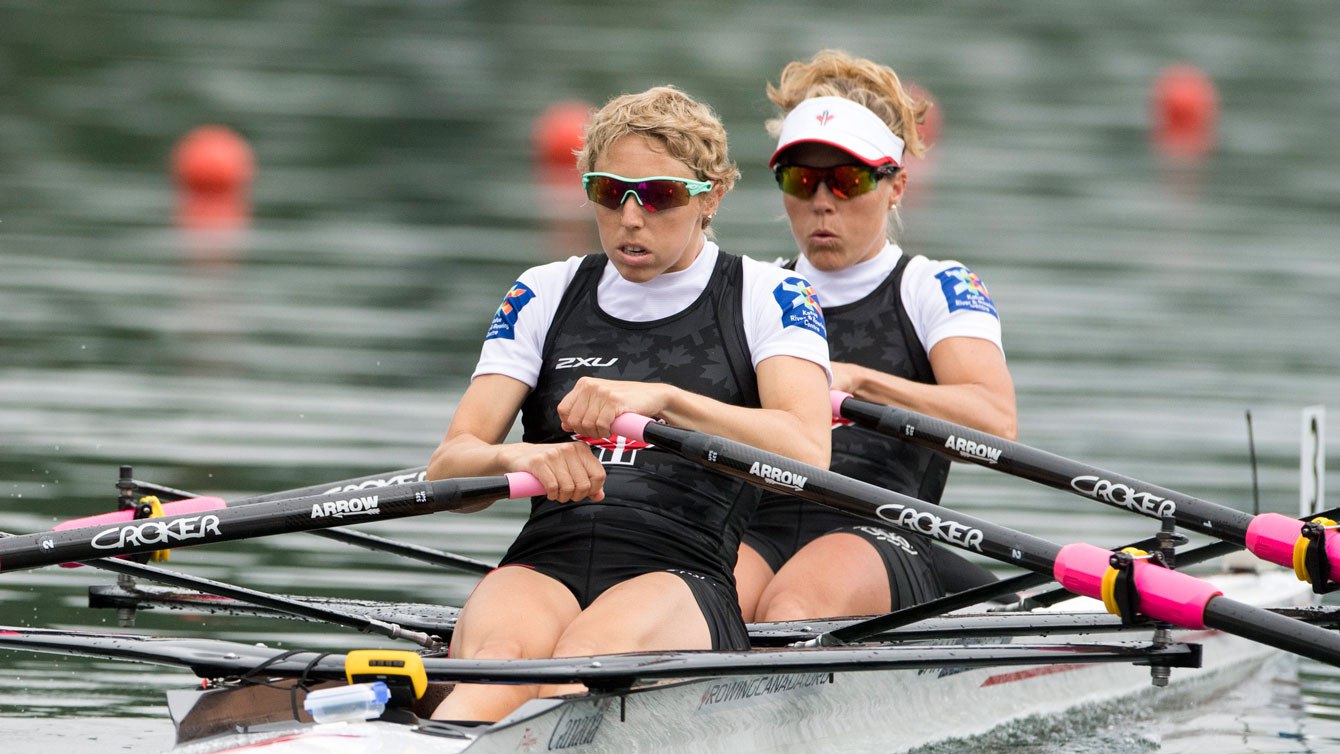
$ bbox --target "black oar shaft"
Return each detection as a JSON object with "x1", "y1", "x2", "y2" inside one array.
[
  {"x1": 640, "y1": 421, "x2": 1062, "y2": 571},
  {"x1": 619, "y1": 417, "x2": 1340, "y2": 669},
  {"x1": 0, "y1": 476, "x2": 512, "y2": 573},
  {"x1": 1204, "y1": 596, "x2": 1340, "y2": 666},
  {"x1": 837, "y1": 396, "x2": 1256, "y2": 542},
  {"x1": 133, "y1": 467, "x2": 493, "y2": 575}
]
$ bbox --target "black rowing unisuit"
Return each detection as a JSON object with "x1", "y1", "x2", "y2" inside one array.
[{"x1": 504, "y1": 252, "x2": 760, "y2": 631}]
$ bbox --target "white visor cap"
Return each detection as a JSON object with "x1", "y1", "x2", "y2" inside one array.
[{"x1": 769, "y1": 96, "x2": 906, "y2": 169}]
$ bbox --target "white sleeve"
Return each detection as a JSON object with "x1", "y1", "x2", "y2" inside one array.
[
  {"x1": 740, "y1": 257, "x2": 833, "y2": 381},
  {"x1": 470, "y1": 257, "x2": 584, "y2": 387},
  {"x1": 903, "y1": 256, "x2": 1005, "y2": 356}
]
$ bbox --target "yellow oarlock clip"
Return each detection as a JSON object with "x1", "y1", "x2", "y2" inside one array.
[
  {"x1": 345, "y1": 649, "x2": 427, "y2": 706},
  {"x1": 139, "y1": 496, "x2": 171, "y2": 562},
  {"x1": 1293, "y1": 517, "x2": 1337, "y2": 584},
  {"x1": 1099, "y1": 547, "x2": 1148, "y2": 617}
]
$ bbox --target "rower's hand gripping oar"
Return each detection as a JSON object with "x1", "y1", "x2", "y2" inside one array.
[
  {"x1": 608, "y1": 413, "x2": 1340, "y2": 670},
  {"x1": 0, "y1": 473, "x2": 543, "y2": 573},
  {"x1": 830, "y1": 390, "x2": 1340, "y2": 595}
]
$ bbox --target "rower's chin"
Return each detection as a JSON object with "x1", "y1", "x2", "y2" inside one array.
[{"x1": 608, "y1": 251, "x2": 662, "y2": 282}]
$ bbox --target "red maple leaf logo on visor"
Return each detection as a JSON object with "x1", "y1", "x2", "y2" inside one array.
[{"x1": 816, "y1": 110, "x2": 834, "y2": 125}]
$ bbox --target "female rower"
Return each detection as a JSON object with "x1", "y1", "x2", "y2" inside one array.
[
  {"x1": 429, "y1": 85, "x2": 832, "y2": 722},
  {"x1": 736, "y1": 50, "x2": 1018, "y2": 622}
]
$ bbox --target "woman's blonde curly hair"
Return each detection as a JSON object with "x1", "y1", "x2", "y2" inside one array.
[
  {"x1": 577, "y1": 86, "x2": 739, "y2": 236},
  {"x1": 766, "y1": 49, "x2": 931, "y2": 160}
]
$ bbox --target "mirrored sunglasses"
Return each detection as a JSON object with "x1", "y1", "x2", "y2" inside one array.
[
  {"x1": 582, "y1": 172, "x2": 713, "y2": 213},
  {"x1": 773, "y1": 164, "x2": 898, "y2": 200}
]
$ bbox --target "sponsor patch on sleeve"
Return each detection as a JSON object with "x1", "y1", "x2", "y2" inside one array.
[
  {"x1": 934, "y1": 266, "x2": 998, "y2": 318},
  {"x1": 485, "y1": 281, "x2": 536, "y2": 341},
  {"x1": 772, "y1": 277, "x2": 827, "y2": 338}
]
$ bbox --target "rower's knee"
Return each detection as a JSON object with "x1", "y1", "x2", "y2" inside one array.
[
  {"x1": 462, "y1": 636, "x2": 530, "y2": 662},
  {"x1": 550, "y1": 630, "x2": 604, "y2": 660},
  {"x1": 757, "y1": 591, "x2": 827, "y2": 623}
]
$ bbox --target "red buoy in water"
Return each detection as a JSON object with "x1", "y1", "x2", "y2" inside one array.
[
  {"x1": 1151, "y1": 65, "x2": 1218, "y2": 161},
  {"x1": 532, "y1": 101, "x2": 592, "y2": 173},
  {"x1": 532, "y1": 101, "x2": 595, "y2": 256},
  {"x1": 173, "y1": 125, "x2": 254, "y2": 195},
  {"x1": 172, "y1": 125, "x2": 253, "y2": 259}
]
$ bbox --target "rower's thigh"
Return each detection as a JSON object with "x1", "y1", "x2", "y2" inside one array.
[
  {"x1": 756, "y1": 532, "x2": 890, "y2": 621},
  {"x1": 450, "y1": 566, "x2": 581, "y2": 660},
  {"x1": 734, "y1": 543, "x2": 775, "y2": 622},
  {"x1": 552, "y1": 572, "x2": 710, "y2": 657}
]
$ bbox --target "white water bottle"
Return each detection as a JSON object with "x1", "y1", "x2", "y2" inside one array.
[{"x1": 303, "y1": 681, "x2": 390, "y2": 723}]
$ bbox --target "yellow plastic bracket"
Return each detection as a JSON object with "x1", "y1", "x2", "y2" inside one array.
[
  {"x1": 139, "y1": 496, "x2": 171, "y2": 562},
  {"x1": 345, "y1": 649, "x2": 427, "y2": 701},
  {"x1": 1293, "y1": 517, "x2": 1337, "y2": 584},
  {"x1": 1099, "y1": 547, "x2": 1148, "y2": 617}
]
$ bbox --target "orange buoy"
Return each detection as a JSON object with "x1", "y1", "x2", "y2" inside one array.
[
  {"x1": 532, "y1": 101, "x2": 592, "y2": 173},
  {"x1": 1151, "y1": 65, "x2": 1218, "y2": 161},
  {"x1": 172, "y1": 126, "x2": 253, "y2": 261},
  {"x1": 172, "y1": 125, "x2": 254, "y2": 195},
  {"x1": 532, "y1": 101, "x2": 595, "y2": 256}
]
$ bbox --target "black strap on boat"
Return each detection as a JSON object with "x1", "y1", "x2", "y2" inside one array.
[
  {"x1": 1301, "y1": 520, "x2": 1338, "y2": 594},
  {"x1": 238, "y1": 650, "x2": 335, "y2": 721},
  {"x1": 1108, "y1": 551, "x2": 1142, "y2": 627}
]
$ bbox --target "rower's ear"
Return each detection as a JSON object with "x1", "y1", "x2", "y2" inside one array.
[{"x1": 700, "y1": 186, "x2": 724, "y2": 230}]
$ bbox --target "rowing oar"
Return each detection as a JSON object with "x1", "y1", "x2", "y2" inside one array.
[
  {"x1": 58, "y1": 466, "x2": 492, "y2": 575},
  {"x1": 0, "y1": 531, "x2": 444, "y2": 649},
  {"x1": 830, "y1": 391, "x2": 1340, "y2": 593},
  {"x1": 608, "y1": 414, "x2": 1340, "y2": 668},
  {"x1": 120, "y1": 466, "x2": 493, "y2": 578},
  {"x1": 0, "y1": 473, "x2": 541, "y2": 574}
]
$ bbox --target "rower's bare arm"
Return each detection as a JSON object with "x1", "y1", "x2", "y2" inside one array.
[
  {"x1": 430, "y1": 374, "x2": 605, "y2": 508},
  {"x1": 557, "y1": 356, "x2": 831, "y2": 468},
  {"x1": 835, "y1": 336, "x2": 1017, "y2": 440}
]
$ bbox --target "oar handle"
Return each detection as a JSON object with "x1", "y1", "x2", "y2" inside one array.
[
  {"x1": 611, "y1": 414, "x2": 655, "y2": 443},
  {"x1": 830, "y1": 389, "x2": 853, "y2": 419},
  {"x1": 504, "y1": 472, "x2": 545, "y2": 498}
]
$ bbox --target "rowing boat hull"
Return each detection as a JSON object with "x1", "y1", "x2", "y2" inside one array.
[{"x1": 169, "y1": 568, "x2": 1309, "y2": 754}]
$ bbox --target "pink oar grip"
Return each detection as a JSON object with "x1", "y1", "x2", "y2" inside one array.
[
  {"x1": 505, "y1": 472, "x2": 545, "y2": 498},
  {"x1": 830, "y1": 390, "x2": 853, "y2": 419},
  {"x1": 52, "y1": 497, "x2": 227, "y2": 532},
  {"x1": 1053, "y1": 542, "x2": 1221, "y2": 629},
  {"x1": 609, "y1": 413, "x2": 653, "y2": 443}
]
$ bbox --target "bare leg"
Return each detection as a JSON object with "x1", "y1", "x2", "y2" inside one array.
[
  {"x1": 733, "y1": 542, "x2": 775, "y2": 622},
  {"x1": 431, "y1": 566, "x2": 580, "y2": 722},
  {"x1": 538, "y1": 571, "x2": 712, "y2": 699},
  {"x1": 755, "y1": 533, "x2": 890, "y2": 622}
]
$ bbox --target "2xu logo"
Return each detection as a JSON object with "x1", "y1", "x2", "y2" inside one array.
[
  {"x1": 1070, "y1": 475, "x2": 1177, "y2": 518},
  {"x1": 555, "y1": 356, "x2": 618, "y2": 370}
]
